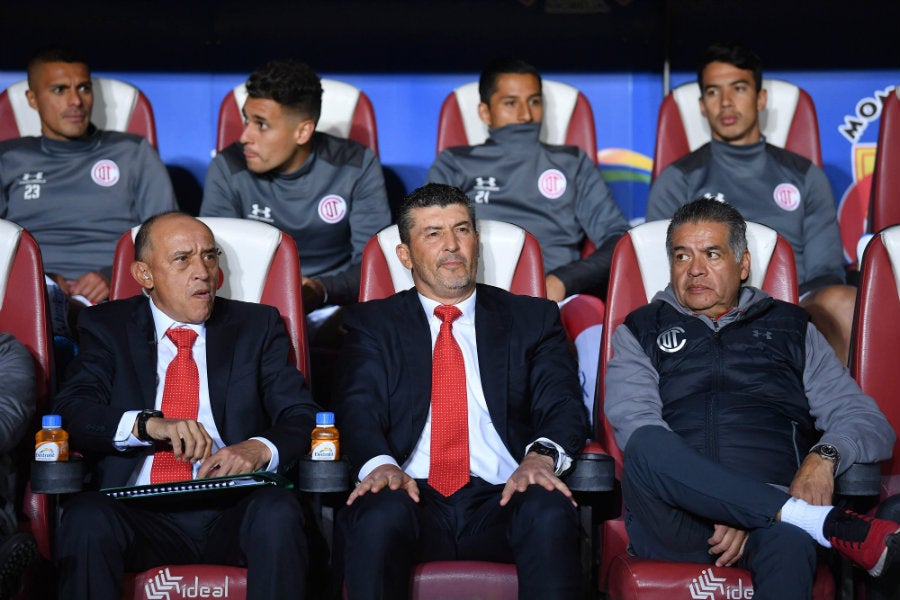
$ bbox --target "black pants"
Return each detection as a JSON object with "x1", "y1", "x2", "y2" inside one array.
[
  {"x1": 56, "y1": 486, "x2": 308, "y2": 600},
  {"x1": 623, "y1": 426, "x2": 818, "y2": 600},
  {"x1": 338, "y1": 478, "x2": 580, "y2": 600}
]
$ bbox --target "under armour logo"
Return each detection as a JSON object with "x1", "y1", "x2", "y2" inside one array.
[
  {"x1": 474, "y1": 176, "x2": 499, "y2": 191},
  {"x1": 702, "y1": 192, "x2": 727, "y2": 203},
  {"x1": 18, "y1": 171, "x2": 47, "y2": 185},
  {"x1": 752, "y1": 329, "x2": 773, "y2": 340},
  {"x1": 249, "y1": 203, "x2": 272, "y2": 220},
  {"x1": 657, "y1": 326, "x2": 686, "y2": 353}
]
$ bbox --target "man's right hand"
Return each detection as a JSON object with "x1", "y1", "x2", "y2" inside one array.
[
  {"x1": 347, "y1": 463, "x2": 419, "y2": 506},
  {"x1": 137, "y1": 417, "x2": 214, "y2": 463}
]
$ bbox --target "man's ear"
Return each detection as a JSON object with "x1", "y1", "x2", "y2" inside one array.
[
  {"x1": 739, "y1": 251, "x2": 751, "y2": 282},
  {"x1": 25, "y1": 88, "x2": 37, "y2": 111},
  {"x1": 477, "y1": 102, "x2": 492, "y2": 127},
  {"x1": 757, "y1": 88, "x2": 768, "y2": 113},
  {"x1": 131, "y1": 261, "x2": 153, "y2": 290},
  {"x1": 396, "y1": 244, "x2": 413, "y2": 270},
  {"x1": 295, "y1": 118, "x2": 316, "y2": 146}
]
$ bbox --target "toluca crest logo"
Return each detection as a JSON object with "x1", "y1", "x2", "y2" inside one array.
[
  {"x1": 473, "y1": 176, "x2": 500, "y2": 203},
  {"x1": 143, "y1": 567, "x2": 232, "y2": 599},
  {"x1": 248, "y1": 203, "x2": 273, "y2": 222},
  {"x1": 537, "y1": 169, "x2": 567, "y2": 199},
  {"x1": 91, "y1": 159, "x2": 120, "y2": 187},
  {"x1": 689, "y1": 568, "x2": 754, "y2": 599},
  {"x1": 318, "y1": 194, "x2": 347, "y2": 224},
  {"x1": 657, "y1": 327, "x2": 686, "y2": 353},
  {"x1": 773, "y1": 183, "x2": 801, "y2": 212}
]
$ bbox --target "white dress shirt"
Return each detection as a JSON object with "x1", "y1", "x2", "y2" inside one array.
[
  {"x1": 358, "y1": 289, "x2": 569, "y2": 483},
  {"x1": 113, "y1": 298, "x2": 278, "y2": 485}
]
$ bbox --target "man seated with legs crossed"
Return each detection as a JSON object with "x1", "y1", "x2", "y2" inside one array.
[
  {"x1": 605, "y1": 198, "x2": 899, "y2": 598},
  {"x1": 336, "y1": 183, "x2": 589, "y2": 599},
  {"x1": 53, "y1": 212, "x2": 320, "y2": 599}
]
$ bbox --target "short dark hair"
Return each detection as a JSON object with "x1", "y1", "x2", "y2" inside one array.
[
  {"x1": 666, "y1": 197, "x2": 748, "y2": 264},
  {"x1": 697, "y1": 43, "x2": 763, "y2": 92},
  {"x1": 397, "y1": 183, "x2": 477, "y2": 246},
  {"x1": 246, "y1": 60, "x2": 323, "y2": 123},
  {"x1": 134, "y1": 211, "x2": 187, "y2": 261},
  {"x1": 27, "y1": 47, "x2": 90, "y2": 88},
  {"x1": 478, "y1": 57, "x2": 542, "y2": 104}
]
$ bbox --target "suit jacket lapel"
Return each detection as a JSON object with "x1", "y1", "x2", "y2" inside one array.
[
  {"x1": 205, "y1": 301, "x2": 237, "y2": 429},
  {"x1": 126, "y1": 298, "x2": 159, "y2": 409},
  {"x1": 398, "y1": 290, "x2": 434, "y2": 433},
  {"x1": 475, "y1": 286, "x2": 511, "y2": 435}
]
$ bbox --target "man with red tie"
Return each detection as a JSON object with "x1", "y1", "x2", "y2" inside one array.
[
  {"x1": 53, "y1": 212, "x2": 320, "y2": 599},
  {"x1": 336, "y1": 183, "x2": 589, "y2": 599}
]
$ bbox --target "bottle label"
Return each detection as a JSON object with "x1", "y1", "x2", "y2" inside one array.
[
  {"x1": 311, "y1": 441, "x2": 337, "y2": 461},
  {"x1": 35, "y1": 441, "x2": 67, "y2": 462}
]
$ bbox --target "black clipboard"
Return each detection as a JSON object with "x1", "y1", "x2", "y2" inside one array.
[{"x1": 101, "y1": 471, "x2": 293, "y2": 507}]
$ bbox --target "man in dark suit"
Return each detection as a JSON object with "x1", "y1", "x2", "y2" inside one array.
[
  {"x1": 336, "y1": 183, "x2": 589, "y2": 599},
  {"x1": 53, "y1": 212, "x2": 320, "y2": 599}
]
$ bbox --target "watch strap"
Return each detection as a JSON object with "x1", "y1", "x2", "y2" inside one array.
[{"x1": 137, "y1": 410, "x2": 163, "y2": 442}]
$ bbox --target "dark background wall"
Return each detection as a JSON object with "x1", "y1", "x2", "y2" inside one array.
[{"x1": 2, "y1": 0, "x2": 898, "y2": 74}]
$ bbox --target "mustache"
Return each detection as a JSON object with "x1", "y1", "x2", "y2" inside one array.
[{"x1": 437, "y1": 254, "x2": 467, "y2": 267}]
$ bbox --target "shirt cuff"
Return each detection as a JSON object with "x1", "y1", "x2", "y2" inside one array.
[
  {"x1": 113, "y1": 410, "x2": 153, "y2": 451},
  {"x1": 357, "y1": 454, "x2": 400, "y2": 482},
  {"x1": 250, "y1": 436, "x2": 279, "y2": 472},
  {"x1": 526, "y1": 437, "x2": 572, "y2": 476}
]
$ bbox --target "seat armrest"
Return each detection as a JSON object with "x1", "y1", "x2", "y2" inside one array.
[
  {"x1": 297, "y1": 457, "x2": 352, "y2": 493},
  {"x1": 566, "y1": 441, "x2": 615, "y2": 493},
  {"x1": 835, "y1": 463, "x2": 881, "y2": 497}
]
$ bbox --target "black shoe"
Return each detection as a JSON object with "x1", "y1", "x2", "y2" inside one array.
[{"x1": 0, "y1": 533, "x2": 37, "y2": 600}]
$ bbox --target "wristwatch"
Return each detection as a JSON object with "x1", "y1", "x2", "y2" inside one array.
[
  {"x1": 137, "y1": 409, "x2": 164, "y2": 442},
  {"x1": 810, "y1": 444, "x2": 840, "y2": 472},
  {"x1": 528, "y1": 441, "x2": 560, "y2": 472}
]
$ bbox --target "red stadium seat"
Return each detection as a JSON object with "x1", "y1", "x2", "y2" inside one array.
[
  {"x1": 653, "y1": 78, "x2": 822, "y2": 180},
  {"x1": 436, "y1": 80, "x2": 598, "y2": 163},
  {"x1": 216, "y1": 80, "x2": 379, "y2": 155},
  {"x1": 0, "y1": 77, "x2": 158, "y2": 149},
  {"x1": 868, "y1": 87, "x2": 900, "y2": 233},
  {"x1": 596, "y1": 220, "x2": 820, "y2": 598}
]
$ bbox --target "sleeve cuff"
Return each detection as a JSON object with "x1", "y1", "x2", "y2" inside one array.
[
  {"x1": 357, "y1": 454, "x2": 400, "y2": 482},
  {"x1": 114, "y1": 410, "x2": 152, "y2": 451},
  {"x1": 249, "y1": 436, "x2": 279, "y2": 472},
  {"x1": 526, "y1": 437, "x2": 572, "y2": 476}
]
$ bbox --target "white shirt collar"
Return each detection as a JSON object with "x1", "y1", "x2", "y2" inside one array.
[
  {"x1": 416, "y1": 288, "x2": 477, "y2": 323},
  {"x1": 147, "y1": 297, "x2": 206, "y2": 343}
]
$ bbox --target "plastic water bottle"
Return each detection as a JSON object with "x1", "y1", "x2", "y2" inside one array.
[
  {"x1": 310, "y1": 412, "x2": 340, "y2": 461},
  {"x1": 35, "y1": 414, "x2": 69, "y2": 462}
]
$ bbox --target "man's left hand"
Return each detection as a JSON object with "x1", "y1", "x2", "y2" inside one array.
[
  {"x1": 66, "y1": 271, "x2": 110, "y2": 304},
  {"x1": 545, "y1": 274, "x2": 567, "y2": 303},
  {"x1": 196, "y1": 439, "x2": 272, "y2": 478},
  {"x1": 708, "y1": 524, "x2": 748, "y2": 567},
  {"x1": 789, "y1": 453, "x2": 835, "y2": 506},
  {"x1": 499, "y1": 452, "x2": 575, "y2": 507},
  {"x1": 301, "y1": 277, "x2": 326, "y2": 313}
]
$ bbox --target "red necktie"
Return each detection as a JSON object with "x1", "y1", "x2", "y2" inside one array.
[
  {"x1": 150, "y1": 327, "x2": 199, "y2": 483},
  {"x1": 429, "y1": 305, "x2": 470, "y2": 497}
]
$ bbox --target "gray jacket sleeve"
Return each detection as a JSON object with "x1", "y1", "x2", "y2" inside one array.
[
  {"x1": 550, "y1": 155, "x2": 628, "y2": 295},
  {"x1": 317, "y1": 150, "x2": 390, "y2": 306},
  {"x1": 133, "y1": 139, "x2": 178, "y2": 220},
  {"x1": 645, "y1": 165, "x2": 688, "y2": 222},
  {"x1": 603, "y1": 322, "x2": 672, "y2": 451},
  {"x1": 798, "y1": 166, "x2": 846, "y2": 293},
  {"x1": 200, "y1": 154, "x2": 243, "y2": 218},
  {"x1": 426, "y1": 151, "x2": 469, "y2": 188},
  {"x1": 0, "y1": 333, "x2": 35, "y2": 454},
  {"x1": 803, "y1": 322, "x2": 894, "y2": 475}
]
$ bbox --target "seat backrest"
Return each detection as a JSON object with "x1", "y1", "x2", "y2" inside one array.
[
  {"x1": 869, "y1": 87, "x2": 900, "y2": 233},
  {"x1": 216, "y1": 79, "x2": 379, "y2": 154},
  {"x1": 599, "y1": 219, "x2": 798, "y2": 469},
  {"x1": 0, "y1": 77, "x2": 158, "y2": 148},
  {"x1": 652, "y1": 78, "x2": 821, "y2": 180},
  {"x1": 359, "y1": 219, "x2": 545, "y2": 301},
  {"x1": 436, "y1": 80, "x2": 598, "y2": 164},
  {"x1": 850, "y1": 224, "x2": 900, "y2": 494},
  {"x1": 109, "y1": 217, "x2": 309, "y2": 378},
  {"x1": 0, "y1": 220, "x2": 54, "y2": 411}
]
